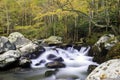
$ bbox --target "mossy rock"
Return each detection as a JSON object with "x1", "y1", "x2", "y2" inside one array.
[{"x1": 106, "y1": 42, "x2": 120, "y2": 60}]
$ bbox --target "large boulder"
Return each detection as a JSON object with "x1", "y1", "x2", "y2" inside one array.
[
  {"x1": 89, "y1": 34, "x2": 118, "y2": 63},
  {"x1": 18, "y1": 44, "x2": 45, "y2": 68},
  {"x1": 42, "y1": 36, "x2": 62, "y2": 45},
  {"x1": 0, "y1": 50, "x2": 20, "y2": 68},
  {"x1": 23, "y1": 45, "x2": 45, "y2": 59},
  {"x1": 19, "y1": 42, "x2": 39, "y2": 54},
  {"x1": 94, "y1": 34, "x2": 118, "y2": 50},
  {"x1": 0, "y1": 32, "x2": 46, "y2": 70},
  {"x1": 86, "y1": 59, "x2": 120, "y2": 80},
  {"x1": 0, "y1": 36, "x2": 16, "y2": 54},
  {"x1": 8, "y1": 32, "x2": 31, "y2": 48}
]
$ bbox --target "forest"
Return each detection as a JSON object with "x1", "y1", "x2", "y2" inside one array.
[{"x1": 0, "y1": 0, "x2": 120, "y2": 44}]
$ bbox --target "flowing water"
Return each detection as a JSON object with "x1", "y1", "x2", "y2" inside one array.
[{"x1": 0, "y1": 46, "x2": 98, "y2": 80}]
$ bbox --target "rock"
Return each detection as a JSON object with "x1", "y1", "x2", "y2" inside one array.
[
  {"x1": 52, "y1": 57, "x2": 64, "y2": 62},
  {"x1": 35, "y1": 60, "x2": 46, "y2": 66},
  {"x1": 0, "y1": 60, "x2": 19, "y2": 71},
  {"x1": 94, "y1": 34, "x2": 118, "y2": 50},
  {"x1": 45, "y1": 61, "x2": 66, "y2": 68},
  {"x1": 45, "y1": 70, "x2": 56, "y2": 77},
  {"x1": 19, "y1": 45, "x2": 45, "y2": 67},
  {"x1": 47, "y1": 54, "x2": 57, "y2": 60},
  {"x1": 92, "y1": 55, "x2": 106, "y2": 64},
  {"x1": 19, "y1": 42, "x2": 39, "y2": 54},
  {"x1": 8, "y1": 32, "x2": 31, "y2": 48},
  {"x1": 47, "y1": 54, "x2": 64, "y2": 62},
  {"x1": 89, "y1": 34, "x2": 118, "y2": 63},
  {"x1": 42, "y1": 36, "x2": 62, "y2": 45},
  {"x1": 106, "y1": 42, "x2": 120, "y2": 60},
  {"x1": 87, "y1": 65, "x2": 97, "y2": 74},
  {"x1": 19, "y1": 57, "x2": 31, "y2": 68},
  {"x1": 86, "y1": 59, "x2": 120, "y2": 80},
  {"x1": 23, "y1": 46, "x2": 45, "y2": 59},
  {"x1": 0, "y1": 50, "x2": 20, "y2": 68},
  {"x1": 8, "y1": 32, "x2": 24, "y2": 42},
  {"x1": 0, "y1": 36, "x2": 16, "y2": 54}
]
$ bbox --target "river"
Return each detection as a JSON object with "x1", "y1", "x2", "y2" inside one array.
[{"x1": 0, "y1": 46, "x2": 98, "y2": 80}]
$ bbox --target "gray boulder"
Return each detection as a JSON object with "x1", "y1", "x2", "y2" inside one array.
[
  {"x1": 8, "y1": 32, "x2": 24, "y2": 43},
  {"x1": 86, "y1": 59, "x2": 120, "y2": 80},
  {"x1": 8, "y1": 32, "x2": 31, "y2": 48},
  {"x1": 0, "y1": 36, "x2": 16, "y2": 54},
  {"x1": 42, "y1": 36, "x2": 62, "y2": 45},
  {"x1": 94, "y1": 34, "x2": 118, "y2": 50},
  {"x1": 19, "y1": 42, "x2": 39, "y2": 54},
  {"x1": 0, "y1": 50, "x2": 20, "y2": 68},
  {"x1": 89, "y1": 34, "x2": 118, "y2": 63}
]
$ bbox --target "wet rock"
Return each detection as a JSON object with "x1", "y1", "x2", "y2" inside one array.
[
  {"x1": 0, "y1": 36, "x2": 16, "y2": 54},
  {"x1": 35, "y1": 60, "x2": 46, "y2": 66},
  {"x1": 47, "y1": 54, "x2": 57, "y2": 60},
  {"x1": 0, "y1": 50, "x2": 20, "y2": 69},
  {"x1": 42, "y1": 36, "x2": 62, "y2": 45},
  {"x1": 53, "y1": 57, "x2": 64, "y2": 62},
  {"x1": 45, "y1": 70, "x2": 56, "y2": 77},
  {"x1": 45, "y1": 61, "x2": 66, "y2": 68},
  {"x1": 47, "y1": 54, "x2": 64, "y2": 62},
  {"x1": 8, "y1": 32, "x2": 31, "y2": 48},
  {"x1": 87, "y1": 65, "x2": 97, "y2": 74},
  {"x1": 86, "y1": 59, "x2": 120, "y2": 80}
]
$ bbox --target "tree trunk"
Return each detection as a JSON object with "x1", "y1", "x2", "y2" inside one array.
[
  {"x1": 5, "y1": 2, "x2": 10, "y2": 35},
  {"x1": 105, "y1": 0, "x2": 109, "y2": 32},
  {"x1": 118, "y1": 0, "x2": 120, "y2": 34},
  {"x1": 88, "y1": 0, "x2": 94, "y2": 37}
]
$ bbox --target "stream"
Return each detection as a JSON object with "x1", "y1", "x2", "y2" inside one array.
[{"x1": 0, "y1": 46, "x2": 98, "y2": 80}]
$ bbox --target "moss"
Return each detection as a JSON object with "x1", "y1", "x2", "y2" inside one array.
[
  {"x1": 86, "y1": 33, "x2": 105, "y2": 45},
  {"x1": 116, "y1": 36, "x2": 120, "y2": 41},
  {"x1": 106, "y1": 42, "x2": 120, "y2": 60}
]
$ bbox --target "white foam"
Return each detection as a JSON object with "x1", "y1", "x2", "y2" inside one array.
[{"x1": 30, "y1": 46, "x2": 98, "y2": 79}]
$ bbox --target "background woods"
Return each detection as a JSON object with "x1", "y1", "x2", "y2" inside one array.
[{"x1": 0, "y1": 0, "x2": 120, "y2": 42}]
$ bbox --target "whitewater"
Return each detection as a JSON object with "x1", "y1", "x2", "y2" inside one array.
[{"x1": 28, "y1": 46, "x2": 98, "y2": 80}]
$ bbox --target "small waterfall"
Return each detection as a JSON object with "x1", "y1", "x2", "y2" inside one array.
[{"x1": 29, "y1": 46, "x2": 98, "y2": 80}]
